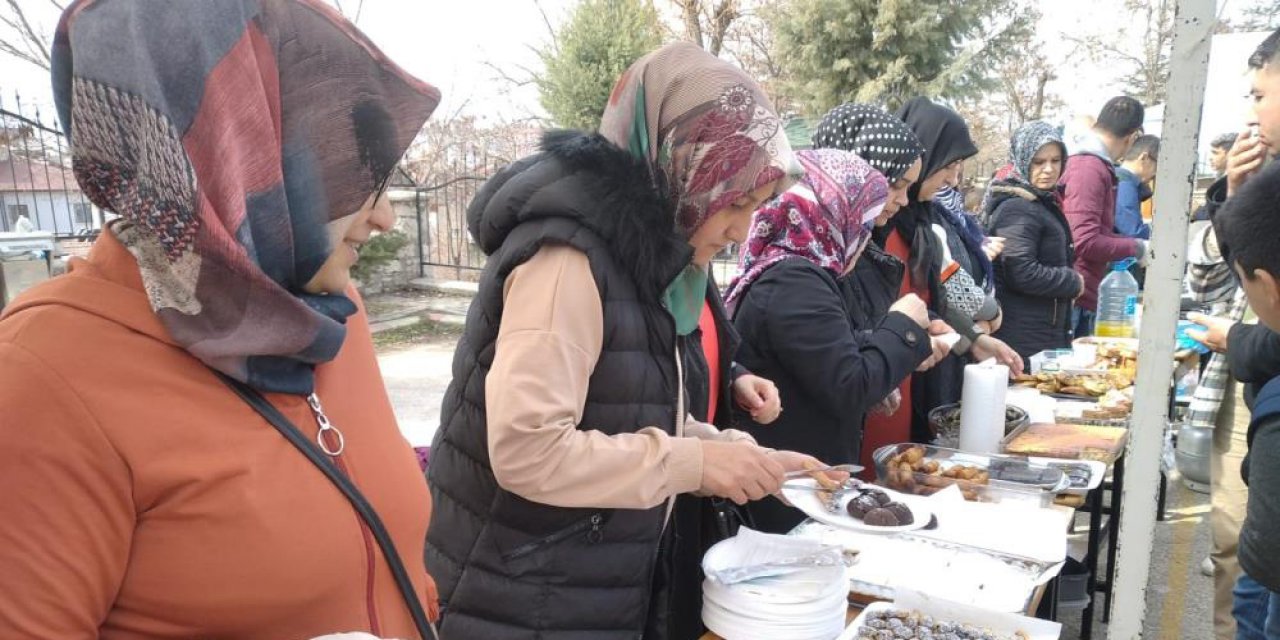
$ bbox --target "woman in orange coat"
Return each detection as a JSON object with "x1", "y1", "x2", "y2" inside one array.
[{"x1": 0, "y1": 1, "x2": 440, "y2": 638}]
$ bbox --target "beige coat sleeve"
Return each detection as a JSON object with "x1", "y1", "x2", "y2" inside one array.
[{"x1": 486, "y1": 244, "x2": 715, "y2": 509}]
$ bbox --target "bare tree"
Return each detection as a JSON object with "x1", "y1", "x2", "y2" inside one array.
[
  {"x1": 0, "y1": 0, "x2": 63, "y2": 71},
  {"x1": 668, "y1": 0, "x2": 739, "y2": 56},
  {"x1": 995, "y1": 54, "x2": 1063, "y2": 125},
  {"x1": 1068, "y1": 0, "x2": 1174, "y2": 106}
]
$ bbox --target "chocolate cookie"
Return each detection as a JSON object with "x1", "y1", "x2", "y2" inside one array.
[
  {"x1": 862, "y1": 488, "x2": 892, "y2": 506},
  {"x1": 847, "y1": 494, "x2": 881, "y2": 518},
  {"x1": 884, "y1": 502, "x2": 914, "y2": 525},
  {"x1": 863, "y1": 507, "x2": 900, "y2": 527}
]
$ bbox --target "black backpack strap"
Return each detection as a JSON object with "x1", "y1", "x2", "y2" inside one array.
[{"x1": 217, "y1": 373, "x2": 438, "y2": 640}]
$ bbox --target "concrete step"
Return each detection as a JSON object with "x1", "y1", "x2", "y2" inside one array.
[{"x1": 409, "y1": 277, "x2": 478, "y2": 297}]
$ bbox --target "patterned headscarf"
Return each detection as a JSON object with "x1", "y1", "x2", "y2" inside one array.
[
  {"x1": 724, "y1": 149, "x2": 888, "y2": 307},
  {"x1": 53, "y1": 0, "x2": 439, "y2": 394},
  {"x1": 1008, "y1": 120, "x2": 1068, "y2": 196},
  {"x1": 811, "y1": 103, "x2": 924, "y2": 183},
  {"x1": 599, "y1": 42, "x2": 801, "y2": 236}
]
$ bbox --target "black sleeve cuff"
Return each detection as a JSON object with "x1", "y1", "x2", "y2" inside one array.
[{"x1": 879, "y1": 312, "x2": 934, "y2": 361}]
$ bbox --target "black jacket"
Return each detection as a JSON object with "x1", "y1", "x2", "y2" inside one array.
[
  {"x1": 731, "y1": 257, "x2": 931, "y2": 533},
  {"x1": 1229, "y1": 322, "x2": 1280, "y2": 407},
  {"x1": 986, "y1": 183, "x2": 1081, "y2": 365},
  {"x1": 1240, "y1": 376, "x2": 1280, "y2": 592},
  {"x1": 426, "y1": 131, "x2": 693, "y2": 640},
  {"x1": 659, "y1": 277, "x2": 742, "y2": 640},
  {"x1": 842, "y1": 243, "x2": 905, "y2": 333}
]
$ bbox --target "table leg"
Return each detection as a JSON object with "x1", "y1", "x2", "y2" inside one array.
[
  {"x1": 1081, "y1": 482, "x2": 1104, "y2": 640},
  {"x1": 1157, "y1": 469, "x2": 1168, "y2": 522},
  {"x1": 1036, "y1": 575, "x2": 1060, "y2": 622},
  {"x1": 1102, "y1": 455, "x2": 1126, "y2": 623}
]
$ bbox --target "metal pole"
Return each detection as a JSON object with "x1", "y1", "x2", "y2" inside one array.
[
  {"x1": 415, "y1": 188, "x2": 425, "y2": 278},
  {"x1": 1107, "y1": 0, "x2": 1213, "y2": 636},
  {"x1": 13, "y1": 95, "x2": 50, "y2": 234},
  {"x1": 32, "y1": 107, "x2": 61, "y2": 236}
]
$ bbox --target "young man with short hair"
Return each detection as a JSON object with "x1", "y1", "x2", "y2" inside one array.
[
  {"x1": 1115, "y1": 134, "x2": 1160, "y2": 240},
  {"x1": 1211, "y1": 132, "x2": 1238, "y2": 177},
  {"x1": 1060, "y1": 96, "x2": 1151, "y2": 336},
  {"x1": 1213, "y1": 158, "x2": 1280, "y2": 639},
  {"x1": 1186, "y1": 27, "x2": 1280, "y2": 640}
]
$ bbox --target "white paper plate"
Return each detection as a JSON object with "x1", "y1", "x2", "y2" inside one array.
[{"x1": 781, "y1": 480, "x2": 933, "y2": 534}]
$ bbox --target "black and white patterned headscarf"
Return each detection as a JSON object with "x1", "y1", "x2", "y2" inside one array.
[{"x1": 811, "y1": 103, "x2": 924, "y2": 183}]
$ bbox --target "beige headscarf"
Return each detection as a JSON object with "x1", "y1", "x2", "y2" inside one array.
[{"x1": 599, "y1": 42, "x2": 800, "y2": 236}]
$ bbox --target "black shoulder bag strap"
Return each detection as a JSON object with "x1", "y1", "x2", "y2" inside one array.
[{"x1": 217, "y1": 373, "x2": 439, "y2": 640}]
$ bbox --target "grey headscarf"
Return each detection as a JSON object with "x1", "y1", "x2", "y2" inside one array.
[{"x1": 1008, "y1": 120, "x2": 1068, "y2": 197}]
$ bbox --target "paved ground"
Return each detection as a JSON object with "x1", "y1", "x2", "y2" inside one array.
[
  {"x1": 377, "y1": 334, "x2": 457, "y2": 447},
  {"x1": 367, "y1": 287, "x2": 1217, "y2": 639}
]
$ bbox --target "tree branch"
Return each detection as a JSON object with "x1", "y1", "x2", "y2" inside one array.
[
  {"x1": 532, "y1": 0, "x2": 559, "y2": 52},
  {"x1": 482, "y1": 60, "x2": 539, "y2": 88},
  {"x1": 1, "y1": 0, "x2": 52, "y2": 69}
]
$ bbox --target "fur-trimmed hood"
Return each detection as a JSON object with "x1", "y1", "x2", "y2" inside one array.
[
  {"x1": 467, "y1": 130, "x2": 692, "y2": 301},
  {"x1": 984, "y1": 180, "x2": 1063, "y2": 218}
]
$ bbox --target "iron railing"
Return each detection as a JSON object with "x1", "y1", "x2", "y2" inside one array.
[{"x1": 0, "y1": 93, "x2": 104, "y2": 239}]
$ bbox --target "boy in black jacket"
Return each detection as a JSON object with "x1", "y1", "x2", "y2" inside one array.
[{"x1": 1215, "y1": 159, "x2": 1280, "y2": 637}]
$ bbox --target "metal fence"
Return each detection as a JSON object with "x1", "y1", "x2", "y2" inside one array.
[
  {"x1": 0, "y1": 93, "x2": 104, "y2": 239},
  {"x1": 407, "y1": 153, "x2": 746, "y2": 285},
  {"x1": 410, "y1": 150, "x2": 502, "y2": 281}
]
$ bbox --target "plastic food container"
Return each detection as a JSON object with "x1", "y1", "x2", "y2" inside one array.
[
  {"x1": 928, "y1": 403, "x2": 1029, "y2": 449},
  {"x1": 873, "y1": 443, "x2": 1066, "y2": 508}
]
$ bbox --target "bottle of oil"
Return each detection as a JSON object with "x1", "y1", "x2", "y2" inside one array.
[{"x1": 1095, "y1": 258, "x2": 1140, "y2": 338}]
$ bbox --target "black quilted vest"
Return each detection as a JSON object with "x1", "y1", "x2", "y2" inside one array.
[{"x1": 426, "y1": 132, "x2": 692, "y2": 639}]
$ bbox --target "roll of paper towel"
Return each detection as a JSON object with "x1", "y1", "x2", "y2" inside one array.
[{"x1": 959, "y1": 361, "x2": 1009, "y2": 453}]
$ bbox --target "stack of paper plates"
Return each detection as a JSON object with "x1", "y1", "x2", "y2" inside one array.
[{"x1": 701, "y1": 536, "x2": 848, "y2": 640}]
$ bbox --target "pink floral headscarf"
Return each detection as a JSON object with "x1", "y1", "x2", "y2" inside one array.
[
  {"x1": 724, "y1": 149, "x2": 889, "y2": 308},
  {"x1": 599, "y1": 42, "x2": 800, "y2": 235}
]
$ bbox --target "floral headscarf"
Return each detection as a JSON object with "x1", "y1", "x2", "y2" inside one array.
[
  {"x1": 53, "y1": 0, "x2": 439, "y2": 394},
  {"x1": 724, "y1": 149, "x2": 889, "y2": 308},
  {"x1": 599, "y1": 42, "x2": 801, "y2": 236}
]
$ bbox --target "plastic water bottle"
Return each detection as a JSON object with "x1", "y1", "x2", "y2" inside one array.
[{"x1": 1096, "y1": 258, "x2": 1140, "y2": 338}]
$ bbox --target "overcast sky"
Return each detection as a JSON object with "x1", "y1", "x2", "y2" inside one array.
[{"x1": 0, "y1": 0, "x2": 1261, "y2": 130}]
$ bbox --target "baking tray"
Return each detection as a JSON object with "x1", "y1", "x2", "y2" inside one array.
[
  {"x1": 1000, "y1": 422, "x2": 1130, "y2": 464},
  {"x1": 873, "y1": 443, "x2": 1068, "y2": 507}
]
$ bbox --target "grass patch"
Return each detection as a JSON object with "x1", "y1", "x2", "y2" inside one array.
[{"x1": 373, "y1": 318, "x2": 462, "y2": 349}]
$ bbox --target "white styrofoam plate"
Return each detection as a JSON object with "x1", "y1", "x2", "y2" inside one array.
[{"x1": 781, "y1": 480, "x2": 932, "y2": 534}]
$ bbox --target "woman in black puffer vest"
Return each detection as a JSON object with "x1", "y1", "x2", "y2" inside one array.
[{"x1": 425, "y1": 43, "x2": 827, "y2": 640}]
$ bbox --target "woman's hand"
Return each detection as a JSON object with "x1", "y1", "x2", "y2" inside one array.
[
  {"x1": 889, "y1": 293, "x2": 930, "y2": 329},
  {"x1": 917, "y1": 336, "x2": 952, "y2": 371},
  {"x1": 700, "y1": 442, "x2": 785, "y2": 505},
  {"x1": 971, "y1": 335, "x2": 1024, "y2": 375},
  {"x1": 733, "y1": 374, "x2": 783, "y2": 424},
  {"x1": 983, "y1": 236, "x2": 1006, "y2": 261},
  {"x1": 986, "y1": 307, "x2": 1003, "y2": 334},
  {"x1": 872, "y1": 389, "x2": 903, "y2": 415},
  {"x1": 765, "y1": 451, "x2": 851, "y2": 505}
]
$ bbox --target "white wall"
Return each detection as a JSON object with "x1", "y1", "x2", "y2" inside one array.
[{"x1": 0, "y1": 190, "x2": 102, "y2": 235}]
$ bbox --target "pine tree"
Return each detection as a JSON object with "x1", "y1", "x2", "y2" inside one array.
[
  {"x1": 537, "y1": 0, "x2": 664, "y2": 130},
  {"x1": 767, "y1": 0, "x2": 1033, "y2": 115}
]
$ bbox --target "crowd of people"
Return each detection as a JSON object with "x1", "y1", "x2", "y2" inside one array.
[{"x1": 0, "y1": 1, "x2": 1279, "y2": 639}]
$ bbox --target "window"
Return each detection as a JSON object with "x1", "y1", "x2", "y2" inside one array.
[
  {"x1": 6, "y1": 204, "x2": 29, "y2": 229},
  {"x1": 72, "y1": 202, "x2": 94, "y2": 227}
]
